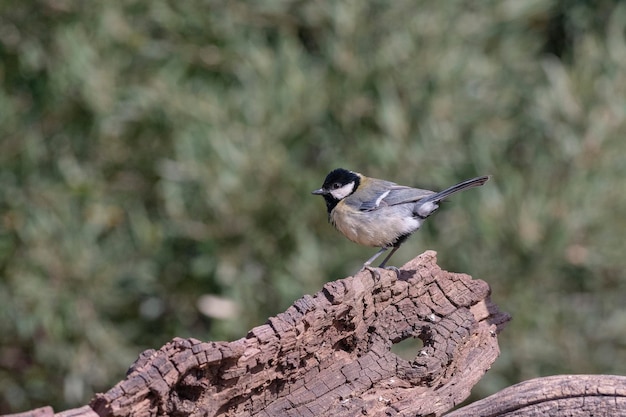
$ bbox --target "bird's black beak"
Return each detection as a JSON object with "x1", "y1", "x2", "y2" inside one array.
[{"x1": 311, "y1": 188, "x2": 326, "y2": 195}]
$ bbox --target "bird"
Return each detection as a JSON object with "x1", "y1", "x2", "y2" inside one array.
[{"x1": 312, "y1": 168, "x2": 490, "y2": 268}]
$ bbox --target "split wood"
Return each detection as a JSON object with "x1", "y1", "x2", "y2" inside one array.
[{"x1": 13, "y1": 252, "x2": 624, "y2": 416}]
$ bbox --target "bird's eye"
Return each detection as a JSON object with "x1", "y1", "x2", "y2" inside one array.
[{"x1": 331, "y1": 183, "x2": 342, "y2": 190}]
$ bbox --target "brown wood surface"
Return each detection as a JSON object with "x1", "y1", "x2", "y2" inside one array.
[
  {"x1": 85, "y1": 251, "x2": 509, "y2": 416},
  {"x1": 5, "y1": 252, "x2": 625, "y2": 417},
  {"x1": 447, "y1": 374, "x2": 626, "y2": 416}
]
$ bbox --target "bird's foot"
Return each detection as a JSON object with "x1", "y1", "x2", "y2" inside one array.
[
  {"x1": 383, "y1": 266, "x2": 400, "y2": 276},
  {"x1": 361, "y1": 264, "x2": 400, "y2": 279},
  {"x1": 362, "y1": 265, "x2": 382, "y2": 280}
]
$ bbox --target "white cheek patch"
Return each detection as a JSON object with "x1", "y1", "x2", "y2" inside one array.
[{"x1": 330, "y1": 181, "x2": 355, "y2": 200}]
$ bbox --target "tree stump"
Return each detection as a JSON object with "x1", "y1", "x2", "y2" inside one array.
[
  {"x1": 8, "y1": 251, "x2": 511, "y2": 417},
  {"x1": 92, "y1": 250, "x2": 509, "y2": 416},
  {"x1": 6, "y1": 251, "x2": 626, "y2": 417}
]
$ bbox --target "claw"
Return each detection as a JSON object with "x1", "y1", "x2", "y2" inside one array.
[
  {"x1": 361, "y1": 265, "x2": 401, "y2": 280},
  {"x1": 384, "y1": 266, "x2": 401, "y2": 277},
  {"x1": 362, "y1": 265, "x2": 382, "y2": 280}
]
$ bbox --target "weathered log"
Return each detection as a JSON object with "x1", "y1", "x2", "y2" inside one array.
[
  {"x1": 5, "y1": 251, "x2": 510, "y2": 417},
  {"x1": 1, "y1": 407, "x2": 54, "y2": 417},
  {"x1": 0, "y1": 406, "x2": 98, "y2": 417},
  {"x1": 92, "y1": 250, "x2": 509, "y2": 416},
  {"x1": 447, "y1": 374, "x2": 626, "y2": 416},
  {"x1": 6, "y1": 252, "x2": 625, "y2": 417}
]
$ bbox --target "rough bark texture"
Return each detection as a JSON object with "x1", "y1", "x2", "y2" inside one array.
[
  {"x1": 1, "y1": 406, "x2": 98, "y2": 417},
  {"x1": 91, "y1": 250, "x2": 509, "y2": 417},
  {"x1": 5, "y1": 251, "x2": 511, "y2": 417},
  {"x1": 447, "y1": 374, "x2": 626, "y2": 416},
  {"x1": 5, "y1": 252, "x2": 626, "y2": 417}
]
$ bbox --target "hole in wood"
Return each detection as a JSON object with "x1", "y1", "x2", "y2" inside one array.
[
  {"x1": 333, "y1": 335, "x2": 356, "y2": 353},
  {"x1": 391, "y1": 336, "x2": 424, "y2": 361}
]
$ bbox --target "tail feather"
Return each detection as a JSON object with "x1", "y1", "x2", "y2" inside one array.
[{"x1": 421, "y1": 175, "x2": 490, "y2": 203}]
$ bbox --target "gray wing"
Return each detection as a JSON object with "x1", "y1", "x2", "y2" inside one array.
[{"x1": 358, "y1": 184, "x2": 435, "y2": 211}]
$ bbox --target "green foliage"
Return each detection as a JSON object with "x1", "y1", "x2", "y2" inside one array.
[{"x1": 2, "y1": 0, "x2": 626, "y2": 413}]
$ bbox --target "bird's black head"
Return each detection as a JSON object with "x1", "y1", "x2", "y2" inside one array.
[{"x1": 312, "y1": 168, "x2": 361, "y2": 213}]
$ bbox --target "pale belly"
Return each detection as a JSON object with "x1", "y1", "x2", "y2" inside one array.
[{"x1": 331, "y1": 207, "x2": 423, "y2": 247}]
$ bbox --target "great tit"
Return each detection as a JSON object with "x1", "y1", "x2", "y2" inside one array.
[{"x1": 312, "y1": 168, "x2": 489, "y2": 268}]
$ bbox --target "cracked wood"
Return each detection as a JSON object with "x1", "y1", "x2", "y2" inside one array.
[
  {"x1": 8, "y1": 253, "x2": 626, "y2": 417},
  {"x1": 88, "y1": 251, "x2": 509, "y2": 416}
]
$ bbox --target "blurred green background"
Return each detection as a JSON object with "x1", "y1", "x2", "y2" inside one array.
[{"x1": 2, "y1": 0, "x2": 626, "y2": 413}]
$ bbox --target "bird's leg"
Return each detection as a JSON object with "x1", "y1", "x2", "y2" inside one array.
[
  {"x1": 363, "y1": 247, "x2": 388, "y2": 267},
  {"x1": 378, "y1": 246, "x2": 400, "y2": 268}
]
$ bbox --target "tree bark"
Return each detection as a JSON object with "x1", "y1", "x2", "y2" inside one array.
[
  {"x1": 92, "y1": 250, "x2": 509, "y2": 416},
  {"x1": 5, "y1": 252, "x2": 625, "y2": 417},
  {"x1": 8, "y1": 251, "x2": 511, "y2": 417},
  {"x1": 446, "y1": 374, "x2": 626, "y2": 416}
]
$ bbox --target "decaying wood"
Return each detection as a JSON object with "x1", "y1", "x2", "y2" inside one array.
[
  {"x1": 89, "y1": 250, "x2": 509, "y2": 417},
  {"x1": 1, "y1": 406, "x2": 98, "y2": 417},
  {"x1": 1, "y1": 407, "x2": 54, "y2": 417},
  {"x1": 6, "y1": 252, "x2": 626, "y2": 417},
  {"x1": 6, "y1": 251, "x2": 511, "y2": 417},
  {"x1": 446, "y1": 374, "x2": 626, "y2": 416}
]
